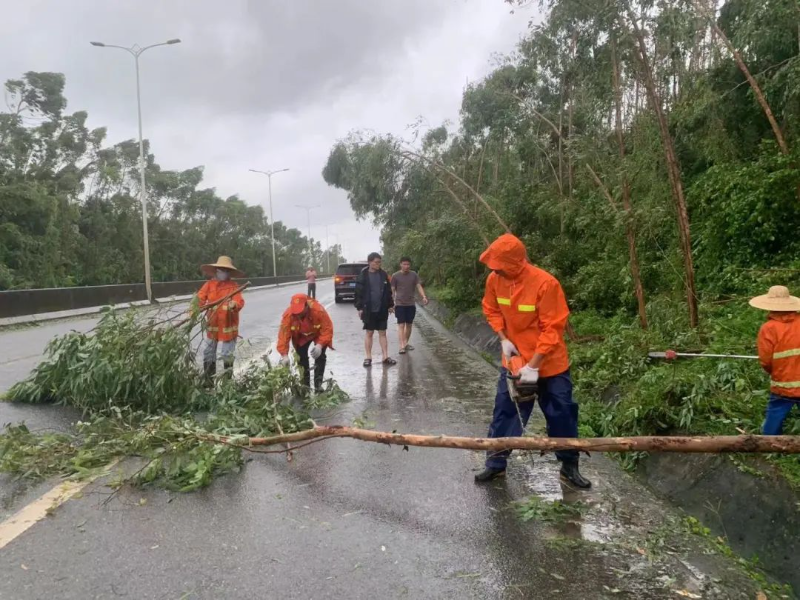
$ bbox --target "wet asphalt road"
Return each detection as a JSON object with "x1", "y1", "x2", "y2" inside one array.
[{"x1": 0, "y1": 283, "x2": 762, "y2": 599}]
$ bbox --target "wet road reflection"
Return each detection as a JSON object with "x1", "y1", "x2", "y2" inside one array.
[{"x1": 0, "y1": 284, "x2": 759, "y2": 599}]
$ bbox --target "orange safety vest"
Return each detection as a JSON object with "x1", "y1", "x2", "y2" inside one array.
[
  {"x1": 757, "y1": 312, "x2": 800, "y2": 398},
  {"x1": 480, "y1": 234, "x2": 570, "y2": 378},
  {"x1": 197, "y1": 280, "x2": 245, "y2": 342},
  {"x1": 277, "y1": 299, "x2": 334, "y2": 355}
]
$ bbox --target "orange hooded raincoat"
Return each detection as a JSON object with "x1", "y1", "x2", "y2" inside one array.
[
  {"x1": 480, "y1": 234, "x2": 570, "y2": 378},
  {"x1": 757, "y1": 312, "x2": 800, "y2": 398},
  {"x1": 277, "y1": 296, "x2": 334, "y2": 355},
  {"x1": 197, "y1": 280, "x2": 245, "y2": 342}
]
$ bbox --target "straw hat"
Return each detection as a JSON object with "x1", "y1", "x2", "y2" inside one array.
[
  {"x1": 748, "y1": 285, "x2": 800, "y2": 312},
  {"x1": 201, "y1": 256, "x2": 245, "y2": 279}
]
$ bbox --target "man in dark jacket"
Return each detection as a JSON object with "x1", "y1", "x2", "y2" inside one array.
[{"x1": 355, "y1": 252, "x2": 396, "y2": 367}]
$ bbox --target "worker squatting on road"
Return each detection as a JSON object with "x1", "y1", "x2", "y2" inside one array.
[
  {"x1": 277, "y1": 293, "x2": 334, "y2": 392},
  {"x1": 198, "y1": 256, "x2": 246, "y2": 385},
  {"x1": 750, "y1": 285, "x2": 800, "y2": 435},
  {"x1": 474, "y1": 234, "x2": 591, "y2": 489}
]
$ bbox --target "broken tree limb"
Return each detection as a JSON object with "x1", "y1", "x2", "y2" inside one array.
[
  {"x1": 171, "y1": 282, "x2": 251, "y2": 329},
  {"x1": 209, "y1": 426, "x2": 800, "y2": 454}
]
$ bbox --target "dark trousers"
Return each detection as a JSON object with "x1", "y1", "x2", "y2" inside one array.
[
  {"x1": 297, "y1": 341, "x2": 327, "y2": 390},
  {"x1": 763, "y1": 393, "x2": 799, "y2": 435},
  {"x1": 307, "y1": 283, "x2": 316, "y2": 298},
  {"x1": 485, "y1": 368, "x2": 579, "y2": 469}
]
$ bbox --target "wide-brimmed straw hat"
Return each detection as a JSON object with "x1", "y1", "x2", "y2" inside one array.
[
  {"x1": 201, "y1": 256, "x2": 245, "y2": 279},
  {"x1": 748, "y1": 285, "x2": 800, "y2": 312}
]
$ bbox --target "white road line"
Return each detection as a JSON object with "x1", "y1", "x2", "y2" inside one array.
[{"x1": 0, "y1": 480, "x2": 89, "y2": 550}]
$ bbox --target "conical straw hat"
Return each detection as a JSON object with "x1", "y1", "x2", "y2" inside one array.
[
  {"x1": 201, "y1": 256, "x2": 245, "y2": 279},
  {"x1": 748, "y1": 285, "x2": 800, "y2": 312}
]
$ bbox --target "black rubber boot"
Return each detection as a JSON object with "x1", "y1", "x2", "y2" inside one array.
[
  {"x1": 559, "y1": 459, "x2": 592, "y2": 489},
  {"x1": 313, "y1": 356, "x2": 327, "y2": 393},
  {"x1": 474, "y1": 467, "x2": 506, "y2": 483},
  {"x1": 203, "y1": 361, "x2": 216, "y2": 388},
  {"x1": 222, "y1": 358, "x2": 234, "y2": 381}
]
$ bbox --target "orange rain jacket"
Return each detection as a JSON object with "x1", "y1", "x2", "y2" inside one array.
[
  {"x1": 480, "y1": 234, "x2": 570, "y2": 378},
  {"x1": 197, "y1": 280, "x2": 245, "y2": 342},
  {"x1": 277, "y1": 298, "x2": 334, "y2": 355},
  {"x1": 757, "y1": 312, "x2": 800, "y2": 398}
]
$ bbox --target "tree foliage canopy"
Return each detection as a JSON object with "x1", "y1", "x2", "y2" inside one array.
[
  {"x1": 323, "y1": 0, "x2": 800, "y2": 320},
  {"x1": 0, "y1": 72, "x2": 340, "y2": 290}
]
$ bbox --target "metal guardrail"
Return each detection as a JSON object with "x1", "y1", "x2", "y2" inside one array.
[{"x1": 0, "y1": 276, "x2": 308, "y2": 319}]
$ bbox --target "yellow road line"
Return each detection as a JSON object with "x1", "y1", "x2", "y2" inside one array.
[{"x1": 0, "y1": 479, "x2": 90, "y2": 550}]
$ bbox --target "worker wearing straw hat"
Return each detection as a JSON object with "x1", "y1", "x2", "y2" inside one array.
[
  {"x1": 750, "y1": 285, "x2": 800, "y2": 434},
  {"x1": 198, "y1": 256, "x2": 246, "y2": 385}
]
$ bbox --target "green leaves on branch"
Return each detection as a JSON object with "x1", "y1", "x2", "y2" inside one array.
[
  {"x1": 7, "y1": 309, "x2": 205, "y2": 413},
  {"x1": 0, "y1": 307, "x2": 349, "y2": 492}
]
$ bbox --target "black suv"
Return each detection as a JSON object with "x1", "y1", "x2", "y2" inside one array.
[{"x1": 334, "y1": 262, "x2": 368, "y2": 303}]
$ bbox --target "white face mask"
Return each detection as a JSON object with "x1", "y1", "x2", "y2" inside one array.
[{"x1": 215, "y1": 269, "x2": 230, "y2": 281}]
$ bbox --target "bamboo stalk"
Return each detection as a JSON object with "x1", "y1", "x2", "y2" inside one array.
[{"x1": 210, "y1": 426, "x2": 800, "y2": 454}]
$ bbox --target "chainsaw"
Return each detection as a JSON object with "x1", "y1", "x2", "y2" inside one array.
[{"x1": 506, "y1": 355, "x2": 539, "y2": 402}]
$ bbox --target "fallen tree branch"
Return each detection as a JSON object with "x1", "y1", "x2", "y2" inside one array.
[
  {"x1": 210, "y1": 426, "x2": 800, "y2": 454},
  {"x1": 171, "y1": 282, "x2": 251, "y2": 329}
]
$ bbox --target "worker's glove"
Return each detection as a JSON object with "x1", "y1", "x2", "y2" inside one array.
[
  {"x1": 501, "y1": 339, "x2": 519, "y2": 358},
  {"x1": 228, "y1": 301, "x2": 238, "y2": 311},
  {"x1": 279, "y1": 355, "x2": 290, "y2": 367},
  {"x1": 310, "y1": 344, "x2": 323, "y2": 360},
  {"x1": 518, "y1": 365, "x2": 539, "y2": 384}
]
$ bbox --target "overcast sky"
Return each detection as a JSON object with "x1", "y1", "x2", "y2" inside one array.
[{"x1": 1, "y1": 0, "x2": 534, "y2": 265}]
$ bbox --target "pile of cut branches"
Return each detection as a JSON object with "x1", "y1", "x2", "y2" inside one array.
[{"x1": 0, "y1": 307, "x2": 348, "y2": 492}]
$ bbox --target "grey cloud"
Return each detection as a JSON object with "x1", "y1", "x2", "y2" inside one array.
[
  {"x1": 2, "y1": 0, "x2": 453, "y2": 121},
  {"x1": 1, "y1": 0, "x2": 532, "y2": 263}
]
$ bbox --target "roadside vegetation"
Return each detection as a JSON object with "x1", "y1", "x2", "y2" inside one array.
[
  {"x1": 321, "y1": 0, "x2": 800, "y2": 482},
  {"x1": 0, "y1": 73, "x2": 342, "y2": 290}
]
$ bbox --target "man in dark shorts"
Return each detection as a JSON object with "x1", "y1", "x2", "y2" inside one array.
[
  {"x1": 355, "y1": 252, "x2": 395, "y2": 367},
  {"x1": 391, "y1": 257, "x2": 428, "y2": 354}
]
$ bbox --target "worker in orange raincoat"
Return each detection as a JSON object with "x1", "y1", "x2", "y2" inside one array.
[
  {"x1": 474, "y1": 234, "x2": 591, "y2": 489},
  {"x1": 750, "y1": 286, "x2": 800, "y2": 435},
  {"x1": 198, "y1": 256, "x2": 245, "y2": 384},
  {"x1": 277, "y1": 293, "x2": 334, "y2": 392}
]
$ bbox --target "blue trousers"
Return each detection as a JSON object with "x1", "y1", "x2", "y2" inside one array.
[
  {"x1": 486, "y1": 369, "x2": 579, "y2": 469},
  {"x1": 762, "y1": 393, "x2": 800, "y2": 435}
]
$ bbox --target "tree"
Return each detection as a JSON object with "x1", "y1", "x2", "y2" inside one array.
[{"x1": 0, "y1": 72, "x2": 318, "y2": 290}]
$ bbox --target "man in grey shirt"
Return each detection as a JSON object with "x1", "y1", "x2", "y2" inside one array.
[{"x1": 391, "y1": 257, "x2": 428, "y2": 354}]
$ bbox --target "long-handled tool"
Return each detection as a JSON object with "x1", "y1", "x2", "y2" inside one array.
[{"x1": 648, "y1": 350, "x2": 758, "y2": 361}]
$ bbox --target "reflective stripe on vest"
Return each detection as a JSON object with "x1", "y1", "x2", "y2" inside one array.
[
  {"x1": 223, "y1": 326, "x2": 238, "y2": 334},
  {"x1": 207, "y1": 326, "x2": 219, "y2": 332},
  {"x1": 518, "y1": 304, "x2": 536, "y2": 312},
  {"x1": 497, "y1": 297, "x2": 511, "y2": 306},
  {"x1": 773, "y1": 348, "x2": 800, "y2": 360},
  {"x1": 771, "y1": 380, "x2": 800, "y2": 389}
]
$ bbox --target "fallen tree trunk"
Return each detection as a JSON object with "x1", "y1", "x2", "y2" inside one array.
[{"x1": 216, "y1": 426, "x2": 800, "y2": 454}]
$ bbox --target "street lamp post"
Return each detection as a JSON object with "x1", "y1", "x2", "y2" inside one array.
[
  {"x1": 324, "y1": 225, "x2": 331, "y2": 273},
  {"x1": 90, "y1": 38, "x2": 181, "y2": 302},
  {"x1": 331, "y1": 232, "x2": 340, "y2": 267},
  {"x1": 249, "y1": 168, "x2": 289, "y2": 277},
  {"x1": 295, "y1": 204, "x2": 320, "y2": 269}
]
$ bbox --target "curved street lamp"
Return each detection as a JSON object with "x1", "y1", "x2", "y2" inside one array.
[
  {"x1": 249, "y1": 168, "x2": 290, "y2": 277},
  {"x1": 90, "y1": 39, "x2": 182, "y2": 302}
]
